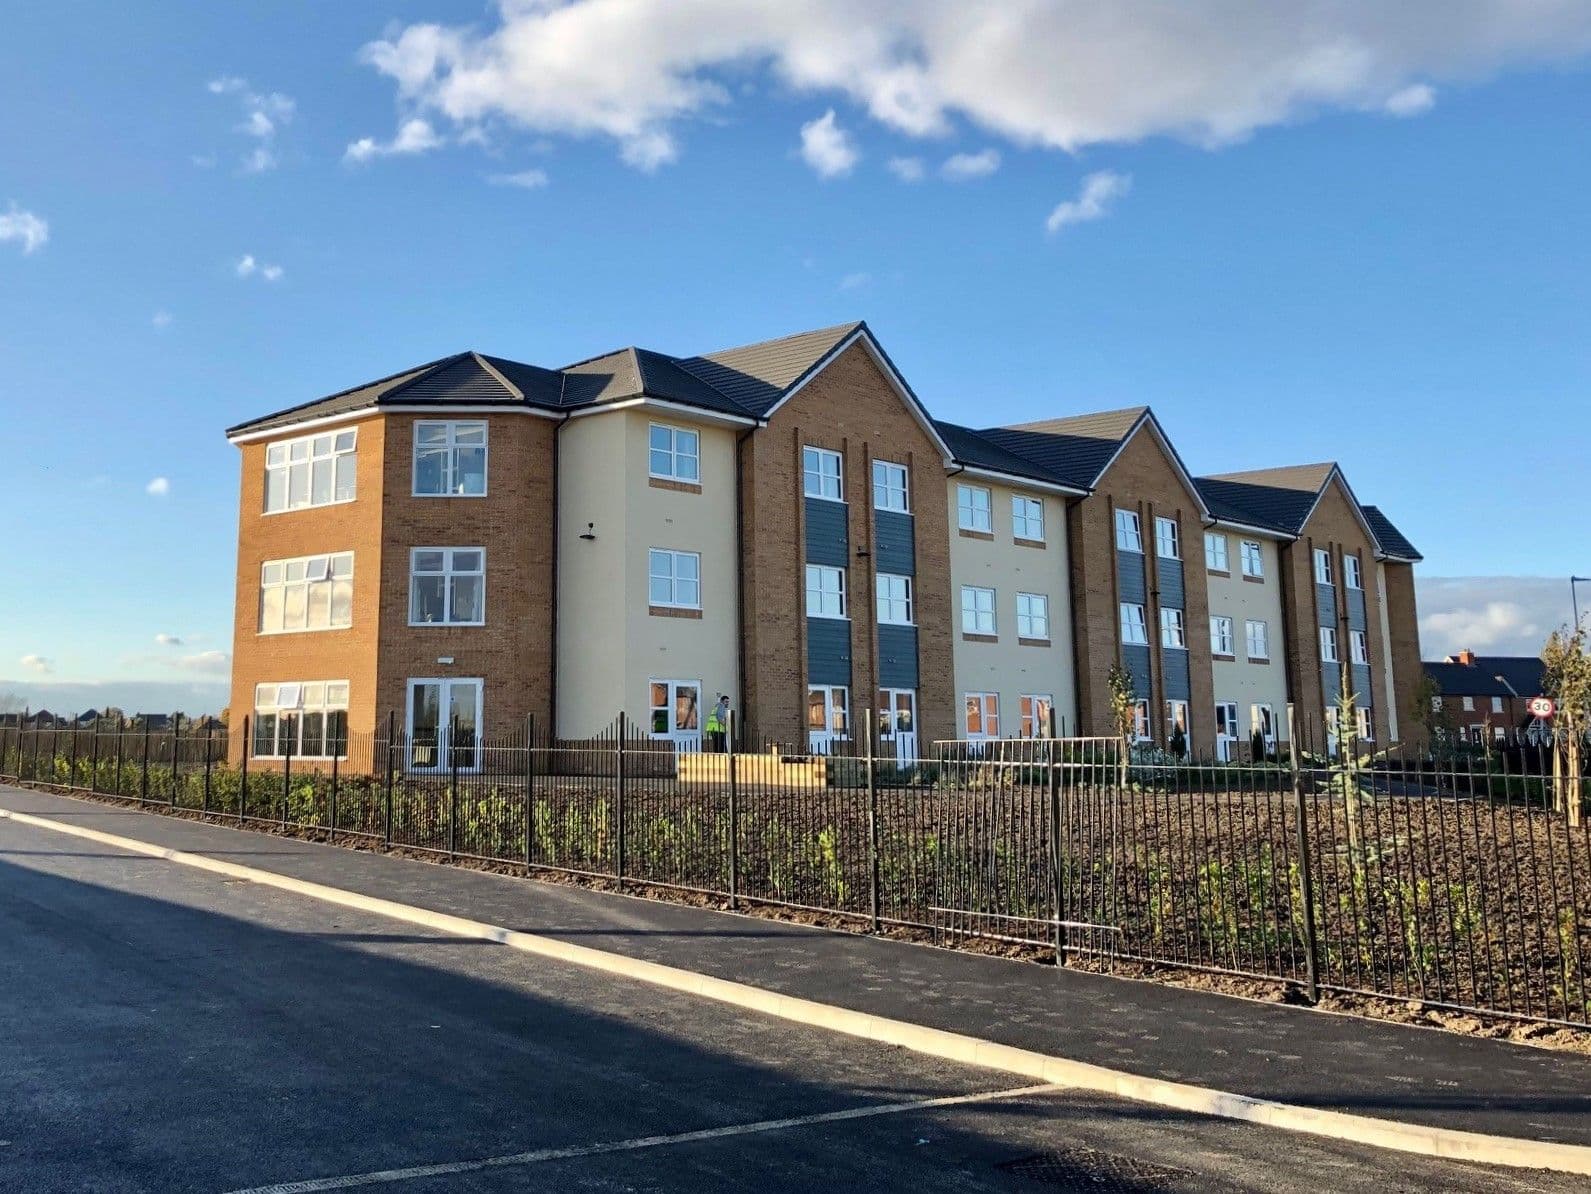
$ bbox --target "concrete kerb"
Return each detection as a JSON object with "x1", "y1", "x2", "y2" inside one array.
[{"x1": 3, "y1": 802, "x2": 1587, "y2": 1177}]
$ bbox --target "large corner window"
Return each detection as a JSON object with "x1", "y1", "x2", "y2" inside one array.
[
  {"x1": 649, "y1": 423, "x2": 700, "y2": 483},
  {"x1": 803, "y1": 446, "x2": 843, "y2": 500},
  {"x1": 414, "y1": 421, "x2": 487, "y2": 496},
  {"x1": 265, "y1": 429, "x2": 357, "y2": 513},
  {"x1": 409, "y1": 548, "x2": 486, "y2": 625},
  {"x1": 252, "y1": 681, "x2": 349, "y2": 759},
  {"x1": 260, "y1": 552, "x2": 353, "y2": 634}
]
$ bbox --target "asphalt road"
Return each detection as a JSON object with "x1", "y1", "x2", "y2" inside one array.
[{"x1": 0, "y1": 812, "x2": 1580, "y2": 1193}]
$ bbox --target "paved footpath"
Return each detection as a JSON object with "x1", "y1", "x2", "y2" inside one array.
[{"x1": 4, "y1": 783, "x2": 1588, "y2": 1152}]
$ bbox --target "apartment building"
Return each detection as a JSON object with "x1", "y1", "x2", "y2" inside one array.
[{"x1": 225, "y1": 319, "x2": 1424, "y2": 767}]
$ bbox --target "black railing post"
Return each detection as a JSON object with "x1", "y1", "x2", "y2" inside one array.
[
  {"x1": 33, "y1": 716, "x2": 43, "y2": 782},
  {"x1": 1047, "y1": 704, "x2": 1066, "y2": 965},
  {"x1": 69, "y1": 719, "x2": 80, "y2": 789},
  {"x1": 282, "y1": 725, "x2": 293, "y2": 829},
  {"x1": 615, "y1": 712, "x2": 628, "y2": 884},
  {"x1": 114, "y1": 718, "x2": 124, "y2": 797},
  {"x1": 449, "y1": 713, "x2": 460, "y2": 858},
  {"x1": 1287, "y1": 704, "x2": 1321, "y2": 1003},
  {"x1": 171, "y1": 714, "x2": 181, "y2": 807},
  {"x1": 203, "y1": 723, "x2": 213, "y2": 815},
  {"x1": 140, "y1": 720, "x2": 151, "y2": 801},
  {"x1": 329, "y1": 739, "x2": 339, "y2": 837},
  {"x1": 239, "y1": 715, "x2": 250, "y2": 820},
  {"x1": 866, "y1": 708, "x2": 881, "y2": 933},
  {"x1": 383, "y1": 710, "x2": 395, "y2": 849},
  {"x1": 89, "y1": 717, "x2": 100, "y2": 794},
  {"x1": 727, "y1": 710, "x2": 740, "y2": 910},
  {"x1": 524, "y1": 714, "x2": 536, "y2": 870}
]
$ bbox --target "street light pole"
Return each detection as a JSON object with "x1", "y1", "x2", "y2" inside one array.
[{"x1": 1573, "y1": 576, "x2": 1590, "y2": 632}]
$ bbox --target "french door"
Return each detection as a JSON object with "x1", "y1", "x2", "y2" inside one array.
[
  {"x1": 807, "y1": 685, "x2": 850, "y2": 754},
  {"x1": 1215, "y1": 701, "x2": 1240, "y2": 762},
  {"x1": 407, "y1": 678, "x2": 482, "y2": 772},
  {"x1": 648, "y1": 679, "x2": 702, "y2": 750},
  {"x1": 877, "y1": 688, "x2": 917, "y2": 763}
]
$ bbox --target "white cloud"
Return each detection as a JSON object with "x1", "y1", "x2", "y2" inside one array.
[
  {"x1": 236, "y1": 254, "x2": 283, "y2": 282},
  {"x1": 1418, "y1": 576, "x2": 1579, "y2": 657},
  {"x1": 207, "y1": 77, "x2": 294, "y2": 173},
  {"x1": 799, "y1": 109, "x2": 858, "y2": 178},
  {"x1": 344, "y1": 118, "x2": 444, "y2": 163},
  {"x1": 155, "y1": 634, "x2": 183, "y2": 647},
  {"x1": 1384, "y1": 82, "x2": 1437, "y2": 117},
  {"x1": 260, "y1": 264, "x2": 283, "y2": 282},
  {"x1": 353, "y1": 3, "x2": 1591, "y2": 170},
  {"x1": 20, "y1": 655, "x2": 52, "y2": 675},
  {"x1": 145, "y1": 477, "x2": 170, "y2": 497},
  {"x1": 0, "y1": 204, "x2": 48, "y2": 254},
  {"x1": 940, "y1": 147, "x2": 1000, "y2": 181},
  {"x1": 241, "y1": 146, "x2": 278, "y2": 174},
  {"x1": 152, "y1": 310, "x2": 172, "y2": 329},
  {"x1": 208, "y1": 76, "x2": 246, "y2": 95},
  {"x1": 837, "y1": 271, "x2": 872, "y2": 290},
  {"x1": 887, "y1": 156, "x2": 925, "y2": 182},
  {"x1": 174, "y1": 650, "x2": 230, "y2": 675},
  {"x1": 487, "y1": 168, "x2": 550, "y2": 189},
  {"x1": 1045, "y1": 169, "x2": 1131, "y2": 234}
]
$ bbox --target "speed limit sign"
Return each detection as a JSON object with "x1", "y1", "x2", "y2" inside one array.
[{"x1": 1528, "y1": 696, "x2": 1556, "y2": 719}]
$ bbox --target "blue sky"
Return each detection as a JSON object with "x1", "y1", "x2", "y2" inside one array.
[{"x1": 4, "y1": 2, "x2": 1590, "y2": 712}]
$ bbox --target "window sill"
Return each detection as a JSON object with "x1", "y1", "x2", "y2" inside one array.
[
  {"x1": 961, "y1": 632, "x2": 998, "y2": 643},
  {"x1": 1212, "y1": 653, "x2": 1236, "y2": 662},
  {"x1": 804, "y1": 493, "x2": 847, "y2": 504},
  {"x1": 958, "y1": 527, "x2": 994, "y2": 540},
  {"x1": 258, "y1": 626, "x2": 353, "y2": 637},
  {"x1": 262, "y1": 497, "x2": 358, "y2": 517},
  {"x1": 410, "y1": 492, "x2": 489, "y2": 499},
  {"x1": 408, "y1": 620, "x2": 486, "y2": 628},
  {"x1": 649, "y1": 476, "x2": 702, "y2": 494},
  {"x1": 1018, "y1": 637, "x2": 1050, "y2": 648},
  {"x1": 874, "y1": 505, "x2": 912, "y2": 517},
  {"x1": 649, "y1": 605, "x2": 703, "y2": 620},
  {"x1": 1013, "y1": 537, "x2": 1046, "y2": 549},
  {"x1": 1242, "y1": 574, "x2": 1266, "y2": 584},
  {"x1": 1207, "y1": 568, "x2": 1230, "y2": 577},
  {"x1": 878, "y1": 620, "x2": 915, "y2": 629}
]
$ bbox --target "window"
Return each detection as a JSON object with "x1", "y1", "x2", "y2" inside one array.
[
  {"x1": 1314, "y1": 548, "x2": 1334, "y2": 585},
  {"x1": 1131, "y1": 700, "x2": 1151, "y2": 742},
  {"x1": 1114, "y1": 509, "x2": 1143, "y2": 552},
  {"x1": 1251, "y1": 704, "x2": 1276, "y2": 744},
  {"x1": 803, "y1": 446, "x2": 843, "y2": 500},
  {"x1": 1356, "y1": 707, "x2": 1374, "y2": 741},
  {"x1": 1491, "y1": 696, "x2": 1504, "y2": 714},
  {"x1": 872, "y1": 460, "x2": 909, "y2": 512},
  {"x1": 1020, "y1": 695, "x2": 1054, "y2": 739},
  {"x1": 1210, "y1": 615, "x2": 1234, "y2": 656},
  {"x1": 1240, "y1": 540, "x2": 1264, "y2": 578},
  {"x1": 1120, "y1": 603, "x2": 1148, "y2": 645},
  {"x1": 1155, "y1": 516, "x2": 1180, "y2": 559},
  {"x1": 413, "y1": 421, "x2": 487, "y2": 496},
  {"x1": 1012, "y1": 495, "x2": 1044, "y2": 541},
  {"x1": 964, "y1": 692, "x2": 999, "y2": 738},
  {"x1": 1349, "y1": 630, "x2": 1368, "y2": 665},
  {"x1": 957, "y1": 483, "x2": 992, "y2": 532},
  {"x1": 264, "y1": 429, "x2": 357, "y2": 513},
  {"x1": 252, "y1": 681, "x2": 349, "y2": 759},
  {"x1": 1205, "y1": 532, "x2": 1229, "y2": 572},
  {"x1": 1160, "y1": 607, "x2": 1186, "y2": 649},
  {"x1": 1245, "y1": 619, "x2": 1269, "y2": 660},
  {"x1": 807, "y1": 685, "x2": 850, "y2": 738},
  {"x1": 649, "y1": 423, "x2": 700, "y2": 483},
  {"x1": 407, "y1": 677, "x2": 482, "y2": 772},
  {"x1": 1431, "y1": 695, "x2": 1443, "y2": 712},
  {"x1": 1320, "y1": 626, "x2": 1338, "y2": 663},
  {"x1": 1345, "y1": 554, "x2": 1363, "y2": 590},
  {"x1": 409, "y1": 548, "x2": 485, "y2": 625},
  {"x1": 1016, "y1": 592, "x2": 1049, "y2": 640},
  {"x1": 1462, "y1": 696, "x2": 1475, "y2": 712},
  {"x1": 961, "y1": 585, "x2": 996, "y2": 635},
  {"x1": 649, "y1": 549, "x2": 702, "y2": 610},
  {"x1": 876, "y1": 573, "x2": 912, "y2": 624},
  {"x1": 259, "y1": 552, "x2": 353, "y2": 634},
  {"x1": 806, "y1": 564, "x2": 847, "y2": 618},
  {"x1": 1166, "y1": 700, "x2": 1189, "y2": 737},
  {"x1": 1493, "y1": 725, "x2": 1507, "y2": 741}
]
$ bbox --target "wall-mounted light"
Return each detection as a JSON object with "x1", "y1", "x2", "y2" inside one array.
[
  {"x1": 580, "y1": 522, "x2": 597, "y2": 541},
  {"x1": 437, "y1": 656, "x2": 454, "y2": 666}
]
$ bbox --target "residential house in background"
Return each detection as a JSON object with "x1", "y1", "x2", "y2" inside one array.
[
  {"x1": 1423, "y1": 650, "x2": 1549, "y2": 743},
  {"x1": 224, "y1": 320, "x2": 1425, "y2": 769}
]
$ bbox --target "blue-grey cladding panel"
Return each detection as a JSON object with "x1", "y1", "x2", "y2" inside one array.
[
  {"x1": 873, "y1": 510, "x2": 915, "y2": 576},
  {"x1": 1347, "y1": 588, "x2": 1367, "y2": 632},
  {"x1": 805, "y1": 498, "x2": 849, "y2": 567},
  {"x1": 1316, "y1": 583, "x2": 1337, "y2": 628},
  {"x1": 1159, "y1": 558, "x2": 1185, "y2": 609},
  {"x1": 1351, "y1": 663, "x2": 1375, "y2": 704},
  {"x1": 1163, "y1": 650, "x2": 1191, "y2": 702},
  {"x1": 1117, "y1": 551, "x2": 1147, "y2": 605},
  {"x1": 806, "y1": 618, "x2": 852, "y2": 687},
  {"x1": 1123, "y1": 644, "x2": 1153, "y2": 702},
  {"x1": 878, "y1": 624, "x2": 918, "y2": 689}
]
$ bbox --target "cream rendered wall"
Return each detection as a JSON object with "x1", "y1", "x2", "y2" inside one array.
[
  {"x1": 1204, "y1": 532, "x2": 1292, "y2": 743},
  {"x1": 946, "y1": 478, "x2": 1078, "y2": 737},
  {"x1": 1375, "y1": 561, "x2": 1399, "y2": 742}
]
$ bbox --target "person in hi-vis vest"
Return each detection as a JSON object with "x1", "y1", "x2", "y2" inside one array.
[{"x1": 705, "y1": 694, "x2": 731, "y2": 753}]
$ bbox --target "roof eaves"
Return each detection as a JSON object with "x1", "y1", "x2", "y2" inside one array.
[{"x1": 223, "y1": 352, "x2": 467, "y2": 438}]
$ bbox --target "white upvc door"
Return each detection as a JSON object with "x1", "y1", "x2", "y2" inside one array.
[
  {"x1": 648, "y1": 679, "x2": 702, "y2": 751},
  {"x1": 407, "y1": 678, "x2": 483, "y2": 773},
  {"x1": 877, "y1": 688, "x2": 918, "y2": 763},
  {"x1": 1215, "y1": 701, "x2": 1240, "y2": 762},
  {"x1": 807, "y1": 685, "x2": 850, "y2": 754}
]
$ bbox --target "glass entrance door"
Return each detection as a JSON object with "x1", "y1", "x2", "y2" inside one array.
[
  {"x1": 1215, "y1": 701, "x2": 1239, "y2": 761},
  {"x1": 877, "y1": 688, "x2": 917, "y2": 763},
  {"x1": 407, "y1": 678, "x2": 482, "y2": 772},
  {"x1": 648, "y1": 679, "x2": 702, "y2": 750}
]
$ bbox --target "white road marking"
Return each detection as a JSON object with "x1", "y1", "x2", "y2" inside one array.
[{"x1": 224, "y1": 1082, "x2": 1061, "y2": 1193}]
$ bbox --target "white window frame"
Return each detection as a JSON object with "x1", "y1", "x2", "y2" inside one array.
[
  {"x1": 1251, "y1": 703, "x2": 1277, "y2": 745},
  {"x1": 957, "y1": 483, "x2": 993, "y2": 533},
  {"x1": 408, "y1": 547, "x2": 486, "y2": 626},
  {"x1": 803, "y1": 446, "x2": 843, "y2": 501},
  {"x1": 1314, "y1": 548, "x2": 1334, "y2": 586},
  {"x1": 1462, "y1": 696, "x2": 1475, "y2": 712},
  {"x1": 1210, "y1": 615, "x2": 1234, "y2": 656},
  {"x1": 1205, "y1": 532, "x2": 1229, "y2": 572},
  {"x1": 251, "y1": 680, "x2": 350, "y2": 760},
  {"x1": 412, "y1": 420, "x2": 488, "y2": 497},
  {"x1": 649, "y1": 548, "x2": 702, "y2": 610},
  {"x1": 1155, "y1": 516, "x2": 1180, "y2": 560},
  {"x1": 961, "y1": 585, "x2": 996, "y2": 635},
  {"x1": 872, "y1": 460, "x2": 909, "y2": 513},
  {"x1": 1016, "y1": 592, "x2": 1049, "y2": 641},
  {"x1": 807, "y1": 684, "x2": 851, "y2": 739},
  {"x1": 1491, "y1": 696, "x2": 1504, "y2": 714},
  {"x1": 1165, "y1": 699, "x2": 1190, "y2": 739},
  {"x1": 1240, "y1": 540, "x2": 1264, "y2": 578},
  {"x1": 1114, "y1": 509, "x2": 1143, "y2": 552},
  {"x1": 259, "y1": 551, "x2": 354, "y2": 635},
  {"x1": 405, "y1": 677, "x2": 484, "y2": 774},
  {"x1": 1131, "y1": 700, "x2": 1151, "y2": 742},
  {"x1": 264, "y1": 428, "x2": 357, "y2": 514},
  {"x1": 1349, "y1": 629, "x2": 1369, "y2": 665},
  {"x1": 1245, "y1": 619, "x2": 1269, "y2": 661},
  {"x1": 806, "y1": 564, "x2": 848, "y2": 619},
  {"x1": 1120, "y1": 602, "x2": 1149, "y2": 646},
  {"x1": 1320, "y1": 626, "x2": 1339, "y2": 663},
  {"x1": 1011, "y1": 494, "x2": 1044, "y2": 542},
  {"x1": 1431, "y1": 695, "x2": 1444, "y2": 712},
  {"x1": 876, "y1": 572, "x2": 913, "y2": 625},
  {"x1": 1019, "y1": 694, "x2": 1054, "y2": 739},
  {"x1": 1160, "y1": 607, "x2": 1187, "y2": 650},
  {"x1": 1344, "y1": 554, "x2": 1363, "y2": 590},
  {"x1": 648, "y1": 422, "x2": 700, "y2": 484},
  {"x1": 964, "y1": 692, "x2": 999, "y2": 738},
  {"x1": 1356, "y1": 707, "x2": 1374, "y2": 741}
]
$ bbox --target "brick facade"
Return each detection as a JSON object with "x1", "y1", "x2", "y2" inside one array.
[{"x1": 1382, "y1": 561, "x2": 1424, "y2": 745}]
